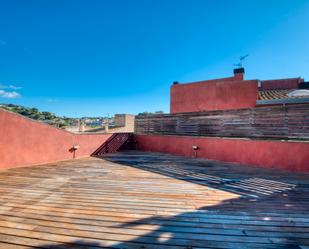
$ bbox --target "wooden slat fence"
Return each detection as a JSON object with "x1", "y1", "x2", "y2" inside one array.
[{"x1": 135, "y1": 104, "x2": 309, "y2": 140}]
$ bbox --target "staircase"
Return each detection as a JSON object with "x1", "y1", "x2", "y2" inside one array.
[{"x1": 91, "y1": 133, "x2": 133, "y2": 157}]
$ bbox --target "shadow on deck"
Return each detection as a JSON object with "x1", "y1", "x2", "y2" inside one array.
[{"x1": 0, "y1": 151, "x2": 308, "y2": 249}]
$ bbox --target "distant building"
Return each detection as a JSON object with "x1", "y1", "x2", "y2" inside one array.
[
  {"x1": 107, "y1": 114, "x2": 135, "y2": 133},
  {"x1": 170, "y1": 68, "x2": 308, "y2": 113},
  {"x1": 66, "y1": 114, "x2": 135, "y2": 133}
]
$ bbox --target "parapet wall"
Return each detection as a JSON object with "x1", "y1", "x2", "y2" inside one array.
[
  {"x1": 135, "y1": 135, "x2": 309, "y2": 172},
  {"x1": 0, "y1": 109, "x2": 112, "y2": 169},
  {"x1": 261, "y1": 78, "x2": 303, "y2": 90}
]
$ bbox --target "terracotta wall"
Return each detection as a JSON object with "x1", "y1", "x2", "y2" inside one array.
[
  {"x1": 170, "y1": 80, "x2": 258, "y2": 113},
  {"x1": 135, "y1": 135, "x2": 309, "y2": 172},
  {"x1": 0, "y1": 109, "x2": 112, "y2": 169},
  {"x1": 261, "y1": 78, "x2": 303, "y2": 90}
]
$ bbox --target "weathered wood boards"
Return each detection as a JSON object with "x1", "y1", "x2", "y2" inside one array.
[
  {"x1": 0, "y1": 152, "x2": 308, "y2": 248},
  {"x1": 135, "y1": 104, "x2": 309, "y2": 140}
]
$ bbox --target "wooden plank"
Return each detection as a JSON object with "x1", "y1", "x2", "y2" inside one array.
[{"x1": 0, "y1": 153, "x2": 309, "y2": 248}]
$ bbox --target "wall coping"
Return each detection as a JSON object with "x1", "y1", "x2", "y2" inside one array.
[{"x1": 135, "y1": 134, "x2": 309, "y2": 143}]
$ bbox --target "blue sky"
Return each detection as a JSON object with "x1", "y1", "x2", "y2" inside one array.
[{"x1": 0, "y1": 0, "x2": 308, "y2": 117}]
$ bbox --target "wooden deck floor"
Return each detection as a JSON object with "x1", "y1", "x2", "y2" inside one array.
[{"x1": 0, "y1": 151, "x2": 308, "y2": 249}]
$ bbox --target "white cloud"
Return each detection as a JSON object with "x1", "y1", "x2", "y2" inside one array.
[
  {"x1": 0, "y1": 90, "x2": 20, "y2": 98},
  {"x1": 0, "y1": 82, "x2": 22, "y2": 98},
  {"x1": 8, "y1": 85, "x2": 22, "y2": 90},
  {"x1": 0, "y1": 83, "x2": 23, "y2": 90}
]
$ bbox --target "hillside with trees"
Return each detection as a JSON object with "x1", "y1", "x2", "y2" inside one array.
[{"x1": 0, "y1": 104, "x2": 77, "y2": 128}]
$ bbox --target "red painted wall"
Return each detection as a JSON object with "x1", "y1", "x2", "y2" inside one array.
[
  {"x1": 170, "y1": 79, "x2": 258, "y2": 113},
  {"x1": 261, "y1": 78, "x2": 303, "y2": 90},
  {"x1": 135, "y1": 135, "x2": 309, "y2": 172},
  {"x1": 0, "y1": 109, "x2": 112, "y2": 169}
]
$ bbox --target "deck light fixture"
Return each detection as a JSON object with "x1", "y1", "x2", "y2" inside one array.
[
  {"x1": 70, "y1": 145, "x2": 80, "y2": 159},
  {"x1": 192, "y1": 145, "x2": 199, "y2": 158},
  {"x1": 73, "y1": 145, "x2": 80, "y2": 150}
]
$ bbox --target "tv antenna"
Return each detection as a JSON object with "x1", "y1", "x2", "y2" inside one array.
[{"x1": 234, "y1": 54, "x2": 249, "y2": 68}]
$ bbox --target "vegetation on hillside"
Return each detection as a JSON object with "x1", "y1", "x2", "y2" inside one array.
[
  {"x1": 138, "y1": 110, "x2": 164, "y2": 116},
  {"x1": 0, "y1": 103, "x2": 77, "y2": 128}
]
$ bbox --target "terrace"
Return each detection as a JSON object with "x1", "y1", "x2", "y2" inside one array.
[
  {"x1": 1, "y1": 70, "x2": 308, "y2": 249},
  {"x1": 0, "y1": 151, "x2": 309, "y2": 249}
]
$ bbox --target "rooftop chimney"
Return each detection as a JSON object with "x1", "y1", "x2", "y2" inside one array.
[{"x1": 233, "y1": 67, "x2": 245, "y2": 80}]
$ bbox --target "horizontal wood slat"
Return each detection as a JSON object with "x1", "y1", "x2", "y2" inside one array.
[
  {"x1": 0, "y1": 152, "x2": 308, "y2": 248},
  {"x1": 135, "y1": 104, "x2": 309, "y2": 140}
]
